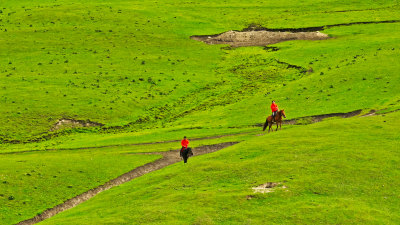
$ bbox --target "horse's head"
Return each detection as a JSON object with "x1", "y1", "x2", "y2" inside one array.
[{"x1": 281, "y1": 109, "x2": 286, "y2": 118}]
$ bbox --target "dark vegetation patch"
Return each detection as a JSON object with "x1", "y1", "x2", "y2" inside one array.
[
  {"x1": 263, "y1": 46, "x2": 279, "y2": 52},
  {"x1": 242, "y1": 20, "x2": 400, "y2": 32}
]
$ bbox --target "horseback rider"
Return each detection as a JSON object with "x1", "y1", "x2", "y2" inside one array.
[
  {"x1": 181, "y1": 136, "x2": 189, "y2": 157},
  {"x1": 270, "y1": 100, "x2": 279, "y2": 122},
  {"x1": 180, "y1": 136, "x2": 191, "y2": 164},
  {"x1": 181, "y1": 136, "x2": 189, "y2": 153}
]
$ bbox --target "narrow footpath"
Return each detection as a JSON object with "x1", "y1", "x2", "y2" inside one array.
[{"x1": 17, "y1": 142, "x2": 239, "y2": 225}]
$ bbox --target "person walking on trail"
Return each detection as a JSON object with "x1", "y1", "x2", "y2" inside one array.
[
  {"x1": 271, "y1": 100, "x2": 279, "y2": 122},
  {"x1": 180, "y1": 136, "x2": 192, "y2": 164}
]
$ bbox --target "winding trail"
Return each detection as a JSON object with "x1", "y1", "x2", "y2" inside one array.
[
  {"x1": 13, "y1": 108, "x2": 386, "y2": 224},
  {"x1": 16, "y1": 142, "x2": 239, "y2": 225},
  {"x1": 1, "y1": 109, "x2": 374, "y2": 155}
]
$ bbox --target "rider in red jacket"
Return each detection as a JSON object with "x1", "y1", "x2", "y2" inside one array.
[
  {"x1": 271, "y1": 100, "x2": 279, "y2": 122},
  {"x1": 181, "y1": 136, "x2": 189, "y2": 150}
]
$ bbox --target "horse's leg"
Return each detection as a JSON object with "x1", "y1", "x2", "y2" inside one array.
[
  {"x1": 268, "y1": 122, "x2": 271, "y2": 133},
  {"x1": 183, "y1": 150, "x2": 188, "y2": 163},
  {"x1": 276, "y1": 121, "x2": 278, "y2": 131},
  {"x1": 280, "y1": 121, "x2": 282, "y2": 130}
]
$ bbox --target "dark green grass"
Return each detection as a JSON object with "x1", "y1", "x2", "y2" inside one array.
[
  {"x1": 0, "y1": 148, "x2": 160, "y2": 224},
  {"x1": 40, "y1": 111, "x2": 400, "y2": 224},
  {"x1": 1, "y1": 0, "x2": 400, "y2": 141}
]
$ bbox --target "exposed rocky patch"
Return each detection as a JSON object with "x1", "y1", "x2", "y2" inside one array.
[
  {"x1": 191, "y1": 30, "x2": 329, "y2": 47},
  {"x1": 191, "y1": 20, "x2": 400, "y2": 47},
  {"x1": 51, "y1": 119, "x2": 104, "y2": 131}
]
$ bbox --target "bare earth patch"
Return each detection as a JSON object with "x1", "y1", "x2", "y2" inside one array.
[
  {"x1": 51, "y1": 119, "x2": 104, "y2": 131},
  {"x1": 191, "y1": 30, "x2": 329, "y2": 47},
  {"x1": 252, "y1": 182, "x2": 287, "y2": 194}
]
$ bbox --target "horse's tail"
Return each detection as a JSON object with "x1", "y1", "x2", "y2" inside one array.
[{"x1": 263, "y1": 117, "x2": 269, "y2": 131}]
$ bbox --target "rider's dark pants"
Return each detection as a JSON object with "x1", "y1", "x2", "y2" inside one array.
[{"x1": 272, "y1": 111, "x2": 277, "y2": 120}]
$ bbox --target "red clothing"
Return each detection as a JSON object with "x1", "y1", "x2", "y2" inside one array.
[
  {"x1": 271, "y1": 103, "x2": 278, "y2": 112},
  {"x1": 181, "y1": 139, "x2": 189, "y2": 148}
]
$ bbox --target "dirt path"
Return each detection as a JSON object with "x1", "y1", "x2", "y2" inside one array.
[
  {"x1": 12, "y1": 108, "x2": 386, "y2": 223},
  {"x1": 44, "y1": 131, "x2": 252, "y2": 152},
  {"x1": 283, "y1": 109, "x2": 363, "y2": 124},
  {"x1": 1, "y1": 109, "x2": 375, "y2": 155},
  {"x1": 39, "y1": 110, "x2": 369, "y2": 151},
  {"x1": 16, "y1": 142, "x2": 238, "y2": 225}
]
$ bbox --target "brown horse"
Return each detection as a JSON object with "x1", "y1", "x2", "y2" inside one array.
[{"x1": 263, "y1": 109, "x2": 286, "y2": 132}]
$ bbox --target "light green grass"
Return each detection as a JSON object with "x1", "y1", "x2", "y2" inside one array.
[
  {"x1": 0, "y1": 131, "x2": 258, "y2": 224},
  {"x1": 40, "y1": 111, "x2": 400, "y2": 224},
  {"x1": 1, "y1": 0, "x2": 400, "y2": 224},
  {"x1": 0, "y1": 127, "x2": 258, "y2": 153},
  {"x1": 0, "y1": 148, "x2": 160, "y2": 225},
  {"x1": 171, "y1": 23, "x2": 400, "y2": 129},
  {"x1": 1, "y1": 0, "x2": 400, "y2": 141}
]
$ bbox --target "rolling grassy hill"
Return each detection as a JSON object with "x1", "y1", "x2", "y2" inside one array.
[
  {"x1": 41, "y1": 112, "x2": 400, "y2": 224},
  {"x1": 0, "y1": 148, "x2": 161, "y2": 225},
  {"x1": 1, "y1": 0, "x2": 400, "y2": 224},
  {"x1": 1, "y1": 0, "x2": 399, "y2": 141}
]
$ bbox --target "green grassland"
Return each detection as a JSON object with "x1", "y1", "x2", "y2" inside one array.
[
  {"x1": 41, "y1": 112, "x2": 400, "y2": 225},
  {"x1": 0, "y1": 131, "x2": 255, "y2": 224},
  {"x1": 0, "y1": 126, "x2": 258, "y2": 153},
  {"x1": 1, "y1": 0, "x2": 400, "y2": 224},
  {"x1": 0, "y1": 0, "x2": 399, "y2": 141},
  {"x1": 0, "y1": 148, "x2": 161, "y2": 224}
]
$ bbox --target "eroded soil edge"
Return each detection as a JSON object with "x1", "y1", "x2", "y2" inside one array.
[
  {"x1": 191, "y1": 20, "x2": 400, "y2": 47},
  {"x1": 191, "y1": 30, "x2": 329, "y2": 47}
]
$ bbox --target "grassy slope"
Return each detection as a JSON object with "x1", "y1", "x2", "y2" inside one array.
[
  {"x1": 1, "y1": 0, "x2": 399, "y2": 141},
  {"x1": 0, "y1": 149, "x2": 160, "y2": 224},
  {"x1": 172, "y1": 23, "x2": 400, "y2": 129},
  {"x1": 3, "y1": 21, "x2": 399, "y2": 152},
  {"x1": 0, "y1": 128, "x2": 258, "y2": 154},
  {"x1": 0, "y1": 127, "x2": 258, "y2": 153},
  {"x1": 1, "y1": 0, "x2": 400, "y2": 224},
  {"x1": 41, "y1": 112, "x2": 400, "y2": 224},
  {"x1": 0, "y1": 131, "x2": 255, "y2": 225}
]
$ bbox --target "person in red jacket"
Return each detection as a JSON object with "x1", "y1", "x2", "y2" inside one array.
[
  {"x1": 181, "y1": 136, "x2": 189, "y2": 151},
  {"x1": 180, "y1": 136, "x2": 191, "y2": 163},
  {"x1": 270, "y1": 100, "x2": 279, "y2": 122},
  {"x1": 181, "y1": 136, "x2": 189, "y2": 148}
]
